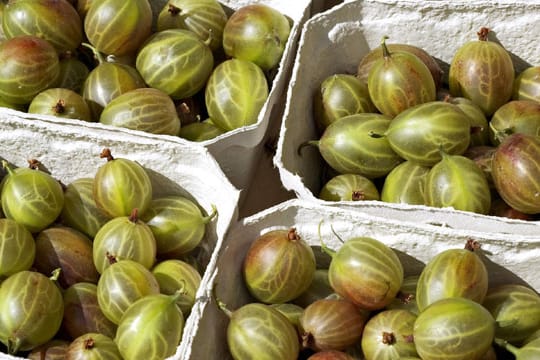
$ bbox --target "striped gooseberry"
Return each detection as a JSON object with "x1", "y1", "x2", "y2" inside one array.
[
  {"x1": 140, "y1": 195, "x2": 217, "y2": 257},
  {"x1": 0, "y1": 35, "x2": 59, "y2": 105},
  {"x1": 2, "y1": 0, "x2": 82, "y2": 54},
  {"x1": 60, "y1": 177, "x2": 112, "y2": 239},
  {"x1": 28, "y1": 87, "x2": 92, "y2": 122},
  {"x1": 0, "y1": 218, "x2": 35, "y2": 279},
  {"x1": 306, "y1": 113, "x2": 403, "y2": 178},
  {"x1": 156, "y1": 0, "x2": 228, "y2": 52},
  {"x1": 325, "y1": 235, "x2": 403, "y2": 310},
  {"x1": 319, "y1": 173, "x2": 380, "y2": 202},
  {"x1": 413, "y1": 297, "x2": 495, "y2": 360},
  {"x1": 205, "y1": 58, "x2": 269, "y2": 131},
  {"x1": 220, "y1": 302, "x2": 300, "y2": 360},
  {"x1": 84, "y1": 0, "x2": 152, "y2": 57},
  {"x1": 242, "y1": 227, "x2": 316, "y2": 304},
  {"x1": 384, "y1": 101, "x2": 471, "y2": 166},
  {"x1": 93, "y1": 148, "x2": 153, "y2": 218},
  {"x1": 449, "y1": 27, "x2": 514, "y2": 116},
  {"x1": 222, "y1": 4, "x2": 291, "y2": 71},
  {"x1": 66, "y1": 333, "x2": 122, "y2": 360},
  {"x1": 56, "y1": 55, "x2": 89, "y2": 93},
  {"x1": 489, "y1": 100, "x2": 540, "y2": 145},
  {"x1": 307, "y1": 350, "x2": 355, "y2": 360},
  {"x1": 386, "y1": 275, "x2": 419, "y2": 315},
  {"x1": 496, "y1": 337, "x2": 540, "y2": 359},
  {"x1": 93, "y1": 208, "x2": 157, "y2": 274},
  {"x1": 27, "y1": 339, "x2": 69, "y2": 360},
  {"x1": 62, "y1": 282, "x2": 117, "y2": 340},
  {"x1": 34, "y1": 226, "x2": 99, "y2": 288},
  {"x1": 292, "y1": 268, "x2": 333, "y2": 308},
  {"x1": 178, "y1": 119, "x2": 225, "y2": 142},
  {"x1": 300, "y1": 298, "x2": 369, "y2": 352},
  {"x1": 1, "y1": 160, "x2": 64, "y2": 233},
  {"x1": 416, "y1": 240, "x2": 488, "y2": 312},
  {"x1": 513, "y1": 66, "x2": 540, "y2": 103},
  {"x1": 0, "y1": 270, "x2": 64, "y2": 354},
  {"x1": 491, "y1": 133, "x2": 540, "y2": 214},
  {"x1": 151, "y1": 259, "x2": 202, "y2": 317},
  {"x1": 269, "y1": 303, "x2": 303, "y2": 331},
  {"x1": 360, "y1": 309, "x2": 418, "y2": 360},
  {"x1": 135, "y1": 29, "x2": 214, "y2": 100},
  {"x1": 444, "y1": 95, "x2": 490, "y2": 147},
  {"x1": 380, "y1": 161, "x2": 430, "y2": 205},
  {"x1": 96, "y1": 259, "x2": 160, "y2": 324},
  {"x1": 99, "y1": 87, "x2": 181, "y2": 136}
]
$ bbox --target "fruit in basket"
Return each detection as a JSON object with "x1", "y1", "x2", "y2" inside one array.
[
  {"x1": 292, "y1": 269, "x2": 334, "y2": 308},
  {"x1": 367, "y1": 36, "x2": 436, "y2": 117},
  {"x1": 152, "y1": 259, "x2": 201, "y2": 317},
  {"x1": 449, "y1": 27, "x2": 514, "y2": 116},
  {"x1": 491, "y1": 133, "x2": 540, "y2": 214},
  {"x1": 307, "y1": 350, "x2": 355, "y2": 360},
  {"x1": 178, "y1": 119, "x2": 225, "y2": 141},
  {"x1": 34, "y1": 226, "x2": 99, "y2": 288},
  {"x1": 2, "y1": 0, "x2": 83, "y2": 53},
  {"x1": 141, "y1": 196, "x2": 217, "y2": 257},
  {"x1": 306, "y1": 113, "x2": 403, "y2": 178},
  {"x1": 96, "y1": 259, "x2": 160, "y2": 324},
  {"x1": 0, "y1": 218, "x2": 35, "y2": 278},
  {"x1": 100, "y1": 87, "x2": 181, "y2": 135},
  {"x1": 360, "y1": 309, "x2": 418, "y2": 360},
  {"x1": 0, "y1": 270, "x2": 64, "y2": 354},
  {"x1": 84, "y1": 0, "x2": 152, "y2": 56},
  {"x1": 93, "y1": 148, "x2": 153, "y2": 218},
  {"x1": 319, "y1": 173, "x2": 380, "y2": 201},
  {"x1": 384, "y1": 101, "x2": 471, "y2": 166},
  {"x1": 243, "y1": 227, "x2": 316, "y2": 303},
  {"x1": 489, "y1": 100, "x2": 540, "y2": 145},
  {"x1": 414, "y1": 297, "x2": 495, "y2": 360},
  {"x1": 205, "y1": 58, "x2": 269, "y2": 131},
  {"x1": 416, "y1": 241, "x2": 488, "y2": 311},
  {"x1": 513, "y1": 66, "x2": 540, "y2": 103},
  {"x1": 270, "y1": 303, "x2": 303, "y2": 330},
  {"x1": 60, "y1": 177, "x2": 112, "y2": 239},
  {"x1": 66, "y1": 333, "x2": 122, "y2": 359},
  {"x1": 82, "y1": 54, "x2": 146, "y2": 120},
  {"x1": 357, "y1": 43, "x2": 443, "y2": 90},
  {"x1": 115, "y1": 293, "x2": 184, "y2": 360},
  {"x1": 0, "y1": 35, "x2": 60, "y2": 105},
  {"x1": 424, "y1": 152, "x2": 491, "y2": 214},
  {"x1": 497, "y1": 337, "x2": 540, "y2": 359},
  {"x1": 135, "y1": 29, "x2": 214, "y2": 100},
  {"x1": 222, "y1": 302, "x2": 300, "y2": 360},
  {"x1": 93, "y1": 208, "x2": 157, "y2": 274},
  {"x1": 482, "y1": 284, "x2": 540, "y2": 343},
  {"x1": 156, "y1": 0, "x2": 228, "y2": 52},
  {"x1": 313, "y1": 73, "x2": 376, "y2": 132},
  {"x1": 1, "y1": 160, "x2": 64, "y2": 233},
  {"x1": 222, "y1": 4, "x2": 291, "y2": 71},
  {"x1": 300, "y1": 298, "x2": 369, "y2": 351},
  {"x1": 381, "y1": 161, "x2": 430, "y2": 205},
  {"x1": 463, "y1": 145, "x2": 496, "y2": 187},
  {"x1": 27, "y1": 339, "x2": 69, "y2": 360},
  {"x1": 327, "y1": 236, "x2": 404, "y2": 310},
  {"x1": 62, "y1": 282, "x2": 117, "y2": 339},
  {"x1": 28, "y1": 87, "x2": 92, "y2": 121},
  {"x1": 386, "y1": 275, "x2": 419, "y2": 314},
  {"x1": 443, "y1": 96, "x2": 490, "y2": 147}
]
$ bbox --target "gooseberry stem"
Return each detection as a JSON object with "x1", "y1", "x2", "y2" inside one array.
[
  {"x1": 81, "y1": 42, "x2": 106, "y2": 64},
  {"x1": 129, "y1": 208, "x2": 139, "y2": 223},
  {"x1": 100, "y1": 148, "x2": 114, "y2": 161},
  {"x1": 203, "y1": 204, "x2": 218, "y2": 224},
  {"x1": 50, "y1": 268, "x2": 62, "y2": 282},
  {"x1": 368, "y1": 130, "x2": 386, "y2": 138},
  {"x1": 380, "y1": 35, "x2": 391, "y2": 58},
  {"x1": 318, "y1": 220, "x2": 336, "y2": 258},
  {"x1": 477, "y1": 27, "x2": 490, "y2": 41},
  {"x1": 494, "y1": 337, "x2": 519, "y2": 356}
]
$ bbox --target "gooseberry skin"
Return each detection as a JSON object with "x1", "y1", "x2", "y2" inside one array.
[
  {"x1": 1, "y1": 166, "x2": 64, "y2": 233},
  {"x1": 513, "y1": 66, "x2": 540, "y2": 103},
  {"x1": 0, "y1": 270, "x2": 64, "y2": 354},
  {"x1": 136, "y1": 29, "x2": 214, "y2": 100},
  {"x1": 96, "y1": 260, "x2": 160, "y2": 325},
  {"x1": 115, "y1": 293, "x2": 184, "y2": 360},
  {"x1": 28, "y1": 87, "x2": 92, "y2": 122},
  {"x1": 328, "y1": 237, "x2": 404, "y2": 311},
  {"x1": 84, "y1": 0, "x2": 152, "y2": 56},
  {"x1": 2, "y1": 0, "x2": 83, "y2": 53},
  {"x1": 489, "y1": 100, "x2": 540, "y2": 145},
  {"x1": 227, "y1": 303, "x2": 300, "y2": 360},
  {"x1": 319, "y1": 173, "x2": 380, "y2": 202},
  {"x1": 0, "y1": 35, "x2": 59, "y2": 105},
  {"x1": 205, "y1": 58, "x2": 269, "y2": 131},
  {"x1": 413, "y1": 297, "x2": 495, "y2": 360},
  {"x1": 100, "y1": 87, "x2": 181, "y2": 136},
  {"x1": 222, "y1": 4, "x2": 291, "y2": 71},
  {"x1": 0, "y1": 218, "x2": 35, "y2": 278},
  {"x1": 93, "y1": 151, "x2": 153, "y2": 218},
  {"x1": 66, "y1": 333, "x2": 122, "y2": 360},
  {"x1": 381, "y1": 161, "x2": 430, "y2": 205}
]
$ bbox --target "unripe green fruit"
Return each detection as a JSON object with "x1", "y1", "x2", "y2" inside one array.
[
  {"x1": 381, "y1": 161, "x2": 430, "y2": 205},
  {"x1": 0, "y1": 218, "x2": 35, "y2": 279},
  {"x1": 319, "y1": 173, "x2": 380, "y2": 201},
  {"x1": 66, "y1": 333, "x2": 122, "y2": 360}
]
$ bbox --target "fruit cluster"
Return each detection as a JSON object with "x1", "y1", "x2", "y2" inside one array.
[
  {"x1": 222, "y1": 226, "x2": 540, "y2": 359},
  {"x1": 308, "y1": 28, "x2": 540, "y2": 220},
  {"x1": 0, "y1": 0, "x2": 291, "y2": 141},
  {"x1": 0, "y1": 148, "x2": 218, "y2": 359}
]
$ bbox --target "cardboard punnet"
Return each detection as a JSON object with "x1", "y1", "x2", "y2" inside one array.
[
  {"x1": 184, "y1": 198, "x2": 540, "y2": 359},
  {"x1": 274, "y1": 0, "x2": 540, "y2": 235},
  {"x1": 0, "y1": 115, "x2": 240, "y2": 360},
  {"x1": 0, "y1": 0, "x2": 312, "y2": 204}
]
